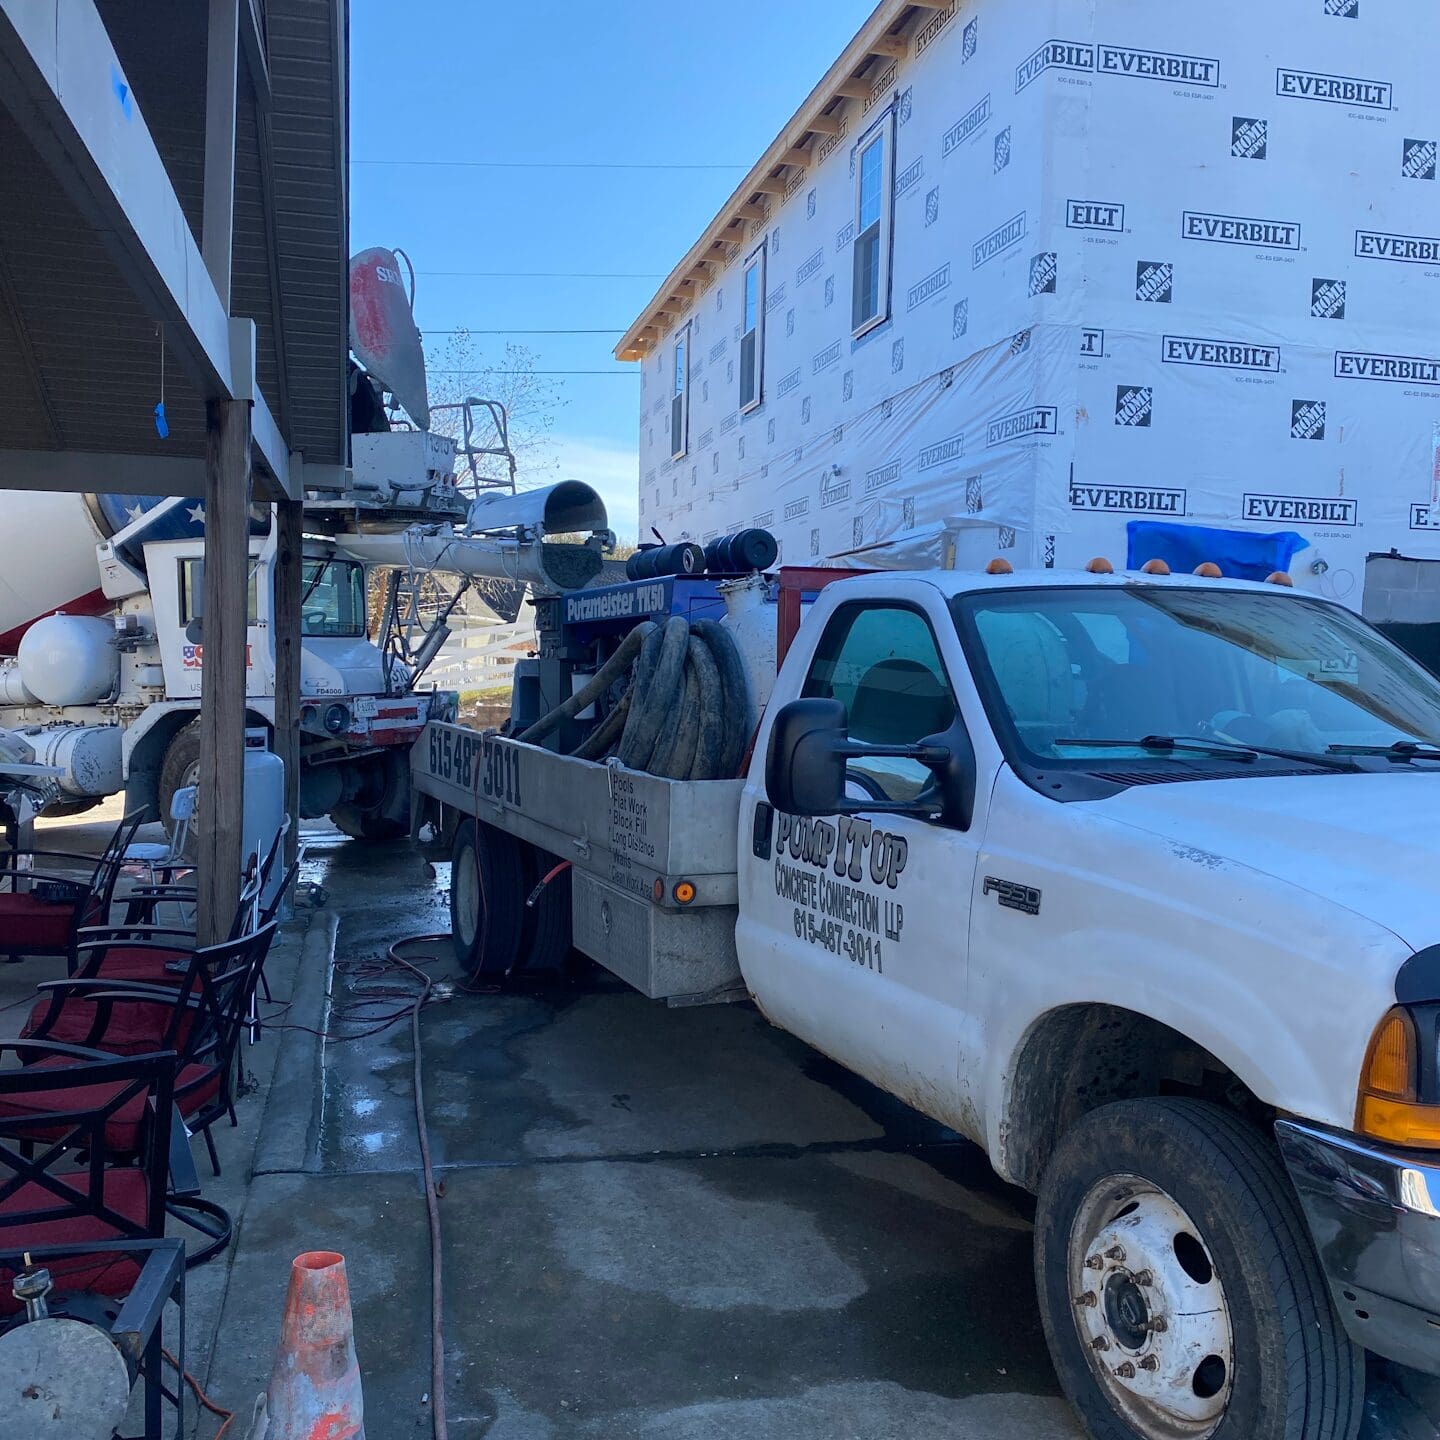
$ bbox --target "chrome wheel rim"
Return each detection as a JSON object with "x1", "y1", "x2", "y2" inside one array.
[
  {"x1": 1068, "y1": 1174, "x2": 1234, "y2": 1438},
  {"x1": 453, "y1": 844, "x2": 479, "y2": 951}
]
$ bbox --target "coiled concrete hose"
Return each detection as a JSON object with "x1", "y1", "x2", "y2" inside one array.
[{"x1": 516, "y1": 616, "x2": 750, "y2": 781}]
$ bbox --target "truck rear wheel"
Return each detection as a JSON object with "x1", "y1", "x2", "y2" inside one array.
[
  {"x1": 1035, "y1": 1098, "x2": 1362, "y2": 1440},
  {"x1": 158, "y1": 720, "x2": 202, "y2": 853},
  {"x1": 449, "y1": 819, "x2": 524, "y2": 979}
]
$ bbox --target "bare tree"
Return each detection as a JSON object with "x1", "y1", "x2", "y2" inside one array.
[{"x1": 423, "y1": 329, "x2": 566, "y2": 490}]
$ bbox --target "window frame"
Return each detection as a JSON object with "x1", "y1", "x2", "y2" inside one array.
[
  {"x1": 739, "y1": 240, "x2": 767, "y2": 414},
  {"x1": 178, "y1": 557, "x2": 258, "y2": 625},
  {"x1": 670, "y1": 322, "x2": 692, "y2": 461},
  {"x1": 801, "y1": 599, "x2": 963, "y2": 808},
  {"x1": 851, "y1": 109, "x2": 897, "y2": 339}
]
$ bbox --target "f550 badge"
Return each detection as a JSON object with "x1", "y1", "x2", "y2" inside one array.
[{"x1": 984, "y1": 876, "x2": 1042, "y2": 916}]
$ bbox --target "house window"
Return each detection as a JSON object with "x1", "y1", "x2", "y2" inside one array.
[
  {"x1": 852, "y1": 112, "x2": 896, "y2": 336},
  {"x1": 671, "y1": 324, "x2": 691, "y2": 460},
  {"x1": 740, "y1": 243, "x2": 766, "y2": 412}
]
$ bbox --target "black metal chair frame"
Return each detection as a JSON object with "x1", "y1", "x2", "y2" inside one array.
[
  {"x1": 0, "y1": 809, "x2": 147, "y2": 964},
  {"x1": 0, "y1": 1047, "x2": 183, "y2": 1438}
]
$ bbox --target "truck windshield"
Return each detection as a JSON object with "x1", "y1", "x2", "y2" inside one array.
[
  {"x1": 953, "y1": 585, "x2": 1440, "y2": 767},
  {"x1": 300, "y1": 560, "x2": 367, "y2": 639}
]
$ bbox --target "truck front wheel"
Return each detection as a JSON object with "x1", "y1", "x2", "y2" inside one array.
[{"x1": 1035, "y1": 1098, "x2": 1362, "y2": 1440}]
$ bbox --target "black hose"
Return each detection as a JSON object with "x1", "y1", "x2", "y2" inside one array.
[
  {"x1": 516, "y1": 620, "x2": 653, "y2": 745},
  {"x1": 684, "y1": 633, "x2": 727, "y2": 780},
  {"x1": 690, "y1": 618, "x2": 751, "y2": 777},
  {"x1": 573, "y1": 686, "x2": 631, "y2": 760},
  {"x1": 618, "y1": 615, "x2": 689, "y2": 770}
]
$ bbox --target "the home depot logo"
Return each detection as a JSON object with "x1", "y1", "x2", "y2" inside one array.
[
  {"x1": 1232, "y1": 117, "x2": 1268, "y2": 159},
  {"x1": 1183, "y1": 211, "x2": 1301, "y2": 250},
  {"x1": 1324, "y1": 0, "x2": 1360, "y2": 16},
  {"x1": 1029, "y1": 252, "x2": 1058, "y2": 295},
  {"x1": 994, "y1": 127, "x2": 1012, "y2": 171},
  {"x1": 1067, "y1": 200, "x2": 1125, "y2": 231},
  {"x1": 963, "y1": 18, "x2": 978, "y2": 61},
  {"x1": 973, "y1": 213, "x2": 1027, "y2": 268},
  {"x1": 1098, "y1": 45, "x2": 1219, "y2": 87},
  {"x1": 1163, "y1": 335, "x2": 1281, "y2": 372},
  {"x1": 986, "y1": 407, "x2": 1058, "y2": 446},
  {"x1": 965, "y1": 476, "x2": 984, "y2": 512},
  {"x1": 1335, "y1": 350, "x2": 1440, "y2": 385},
  {"x1": 1276, "y1": 69, "x2": 1392, "y2": 110},
  {"x1": 1016, "y1": 39, "x2": 1094, "y2": 92},
  {"x1": 1403, "y1": 138, "x2": 1437, "y2": 181},
  {"x1": 1115, "y1": 386, "x2": 1153, "y2": 427},
  {"x1": 1071, "y1": 484, "x2": 1184, "y2": 513},
  {"x1": 1311, "y1": 278, "x2": 1347, "y2": 319},
  {"x1": 1244, "y1": 493, "x2": 1356, "y2": 525},
  {"x1": 1136, "y1": 261, "x2": 1173, "y2": 303},
  {"x1": 1291, "y1": 400, "x2": 1327, "y2": 439},
  {"x1": 1355, "y1": 230, "x2": 1440, "y2": 264}
]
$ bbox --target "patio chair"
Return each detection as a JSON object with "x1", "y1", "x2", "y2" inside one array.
[
  {"x1": 0, "y1": 1046, "x2": 185, "y2": 1438},
  {"x1": 0, "y1": 809, "x2": 146, "y2": 964}
]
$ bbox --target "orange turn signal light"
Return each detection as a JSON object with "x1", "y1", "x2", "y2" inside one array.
[
  {"x1": 1266, "y1": 571, "x2": 1295, "y2": 587},
  {"x1": 1140, "y1": 559, "x2": 1170, "y2": 575},
  {"x1": 1356, "y1": 1008, "x2": 1440, "y2": 1148},
  {"x1": 673, "y1": 881, "x2": 696, "y2": 905},
  {"x1": 1193, "y1": 562, "x2": 1223, "y2": 578},
  {"x1": 986, "y1": 558, "x2": 1014, "y2": 575},
  {"x1": 1086, "y1": 557, "x2": 1114, "y2": 574}
]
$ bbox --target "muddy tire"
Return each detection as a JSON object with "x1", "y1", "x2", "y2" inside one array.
[
  {"x1": 158, "y1": 721, "x2": 203, "y2": 853},
  {"x1": 518, "y1": 843, "x2": 572, "y2": 973},
  {"x1": 1035, "y1": 1097, "x2": 1362, "y2": 1440},
  {"x1": 449, "y1": 819, "x2": 525, "y2": 979},
  {"x1": 330, "y1": 805, "x2": 407, "y2": 843}
]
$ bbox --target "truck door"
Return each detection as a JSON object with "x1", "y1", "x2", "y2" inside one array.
[{"x1": 739, "y1": 597, "x2": 983, "y2": 1138}]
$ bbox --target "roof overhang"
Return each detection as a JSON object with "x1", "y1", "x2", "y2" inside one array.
[{"x1": 615, "y1": 0, "x2": 948, "y2": 362}]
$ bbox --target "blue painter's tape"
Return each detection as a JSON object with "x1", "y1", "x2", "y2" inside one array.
[
  {"x1": 153, "y1": 402, "x2": 169, "y2": 439},
  {"x1": 111, "y1": 65, "x2": 133, "y2": 120}
]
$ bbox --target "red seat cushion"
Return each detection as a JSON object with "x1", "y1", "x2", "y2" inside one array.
[
  {"x1": 0, "y1": 891, "x2": 77, "y2": 951},
  {"x1": 0, "y1": 1168, "x2": 149, "y2": 1315},
  {"x1": 21, "y1": 993, "x2": 192, "y2": 1057},
  {"x1": 0, "y1": 1056, "x2": 220, "y2": 1151},
  {"x1": 87, "y1": 946, "x2": 190, "y2": 982}
]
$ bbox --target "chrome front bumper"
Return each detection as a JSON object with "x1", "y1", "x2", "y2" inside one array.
[{"x1": 1277, "y1": 1119, "x2": 1440, "y2": 1375}]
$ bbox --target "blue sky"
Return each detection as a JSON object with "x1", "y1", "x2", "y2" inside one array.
[{"x1": 349, "y1": 0, "x2": 878, "y2": 538}]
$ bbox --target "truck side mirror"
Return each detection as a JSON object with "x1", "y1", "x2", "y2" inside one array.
[{"x1": 764, "y1": 698, "x2": 975, "y2": 829}]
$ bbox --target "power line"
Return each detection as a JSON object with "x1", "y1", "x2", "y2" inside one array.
[
  {"x1": 422, "y1": 328, "x2": 625, "y2": 336},
  {"x1": 417, "y1": 270, "x2": 664, "y2": 280},
  {"x1": 353, "y1": 158, "x2": 747, "y2": 171},
  {"x1": 427, "y1": 368, "x2": 637, "y2": 376}
]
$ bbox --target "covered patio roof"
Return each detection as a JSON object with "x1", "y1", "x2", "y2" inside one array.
[{"x1": 0, "y1": 0, "x2": 349, "y2": 500}]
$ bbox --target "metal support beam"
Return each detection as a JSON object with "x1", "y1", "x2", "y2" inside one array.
[
  {"x1": 196, "y1": 397, "x2": 252, "y2": 946},
  {"x1": 203, "y1": 0, "x2": 239, "y2": 310},
  {"x1": 273, "y1": 496, "x2": 303, "y2": 872},
  {"x1": 0, "y1": 449, "x2": 205, "y2": 497}
]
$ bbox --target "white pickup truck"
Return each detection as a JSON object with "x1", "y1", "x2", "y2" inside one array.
[{"x1": 413, "y1": 564, "x2": 1440, "y2": 1440}]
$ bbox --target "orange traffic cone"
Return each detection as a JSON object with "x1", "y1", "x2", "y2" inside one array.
[{"x1": 261, "y1": 1251, "x2": 365, "y2": 1440}]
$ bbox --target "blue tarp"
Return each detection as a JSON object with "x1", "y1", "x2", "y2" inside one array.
[{"x1": 1126, "y1": 522, "x2": 1310, "y2": 582}]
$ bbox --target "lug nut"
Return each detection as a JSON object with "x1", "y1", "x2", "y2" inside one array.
[
  {"x1": 1145, "y1": 1317, "x2": 1168, "y2": 1334},
  {"x1": 1105, "y1": 1246, "x2": 1126, "y2": 1263},
  {"x1": 1075, "y1": 1292, "x2": 1097, "y2": 1308},
  {"x1": 1090, "y1": 1335, "x2": 1110, "y2": 1352},
  {"x1": 1139, "y1": 1355, "x2": 1160, "y2": 1372},
  {"x1": 1133, "y1": 1270, "x2": 1153, "y2": 1287},
  {"x1": 1113, "y1": 1362, "x2": 1137, "y2": 1379},
  {"x1": 1085, "y1": 1255, "x2": 1104, "y2": 1271}
]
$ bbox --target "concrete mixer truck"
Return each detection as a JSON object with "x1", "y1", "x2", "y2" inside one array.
[{"x1": 0, "y1": 444, "x2": 614, "y2": 838}]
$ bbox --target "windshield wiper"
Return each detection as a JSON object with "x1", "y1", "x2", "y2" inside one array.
[
  {"x1": 1055, "y1": 735, "x2": 1356, "y2": 771},
  {"x1": 1326, "y1": 740, "x2": 1440, "y2": 763}
]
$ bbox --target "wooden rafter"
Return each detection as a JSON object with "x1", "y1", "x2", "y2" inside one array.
[{"x1": 807, "y1": 113, "x2": 844, "y2": 136}]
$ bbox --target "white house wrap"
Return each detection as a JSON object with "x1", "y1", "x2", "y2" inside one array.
[{"x1": 623, "y1": 0, "x2": 1440, "y2": 627}]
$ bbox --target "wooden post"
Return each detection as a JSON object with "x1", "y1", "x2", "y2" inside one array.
[
  {"x1": 273, "y1": 497, "x2": 303, "y2": 870},
  {"x1": 197, "y1": 397, "x2": 252, "y2": 944}
]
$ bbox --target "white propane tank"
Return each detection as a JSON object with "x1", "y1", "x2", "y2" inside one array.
[
  {"x1": 24, "y1": 725, "x2": 124, "y2": 797},
  {"x1": 17, "y1": 615, "x2": 119, "y2": 706},
  {"x1": 243, "y1": 730, "x2": 287, "y2": 914},
  {"x1": 719, "y1": 574, "x2": 777, "y2": 715},
  {"x1": 0, "y1": 663, "x2": 35, "y2": 705}
]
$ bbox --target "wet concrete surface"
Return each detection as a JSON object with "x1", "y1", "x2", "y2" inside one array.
[{"x1": 5, "y1": 802, "x2": 1436, "y2": 1436}]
